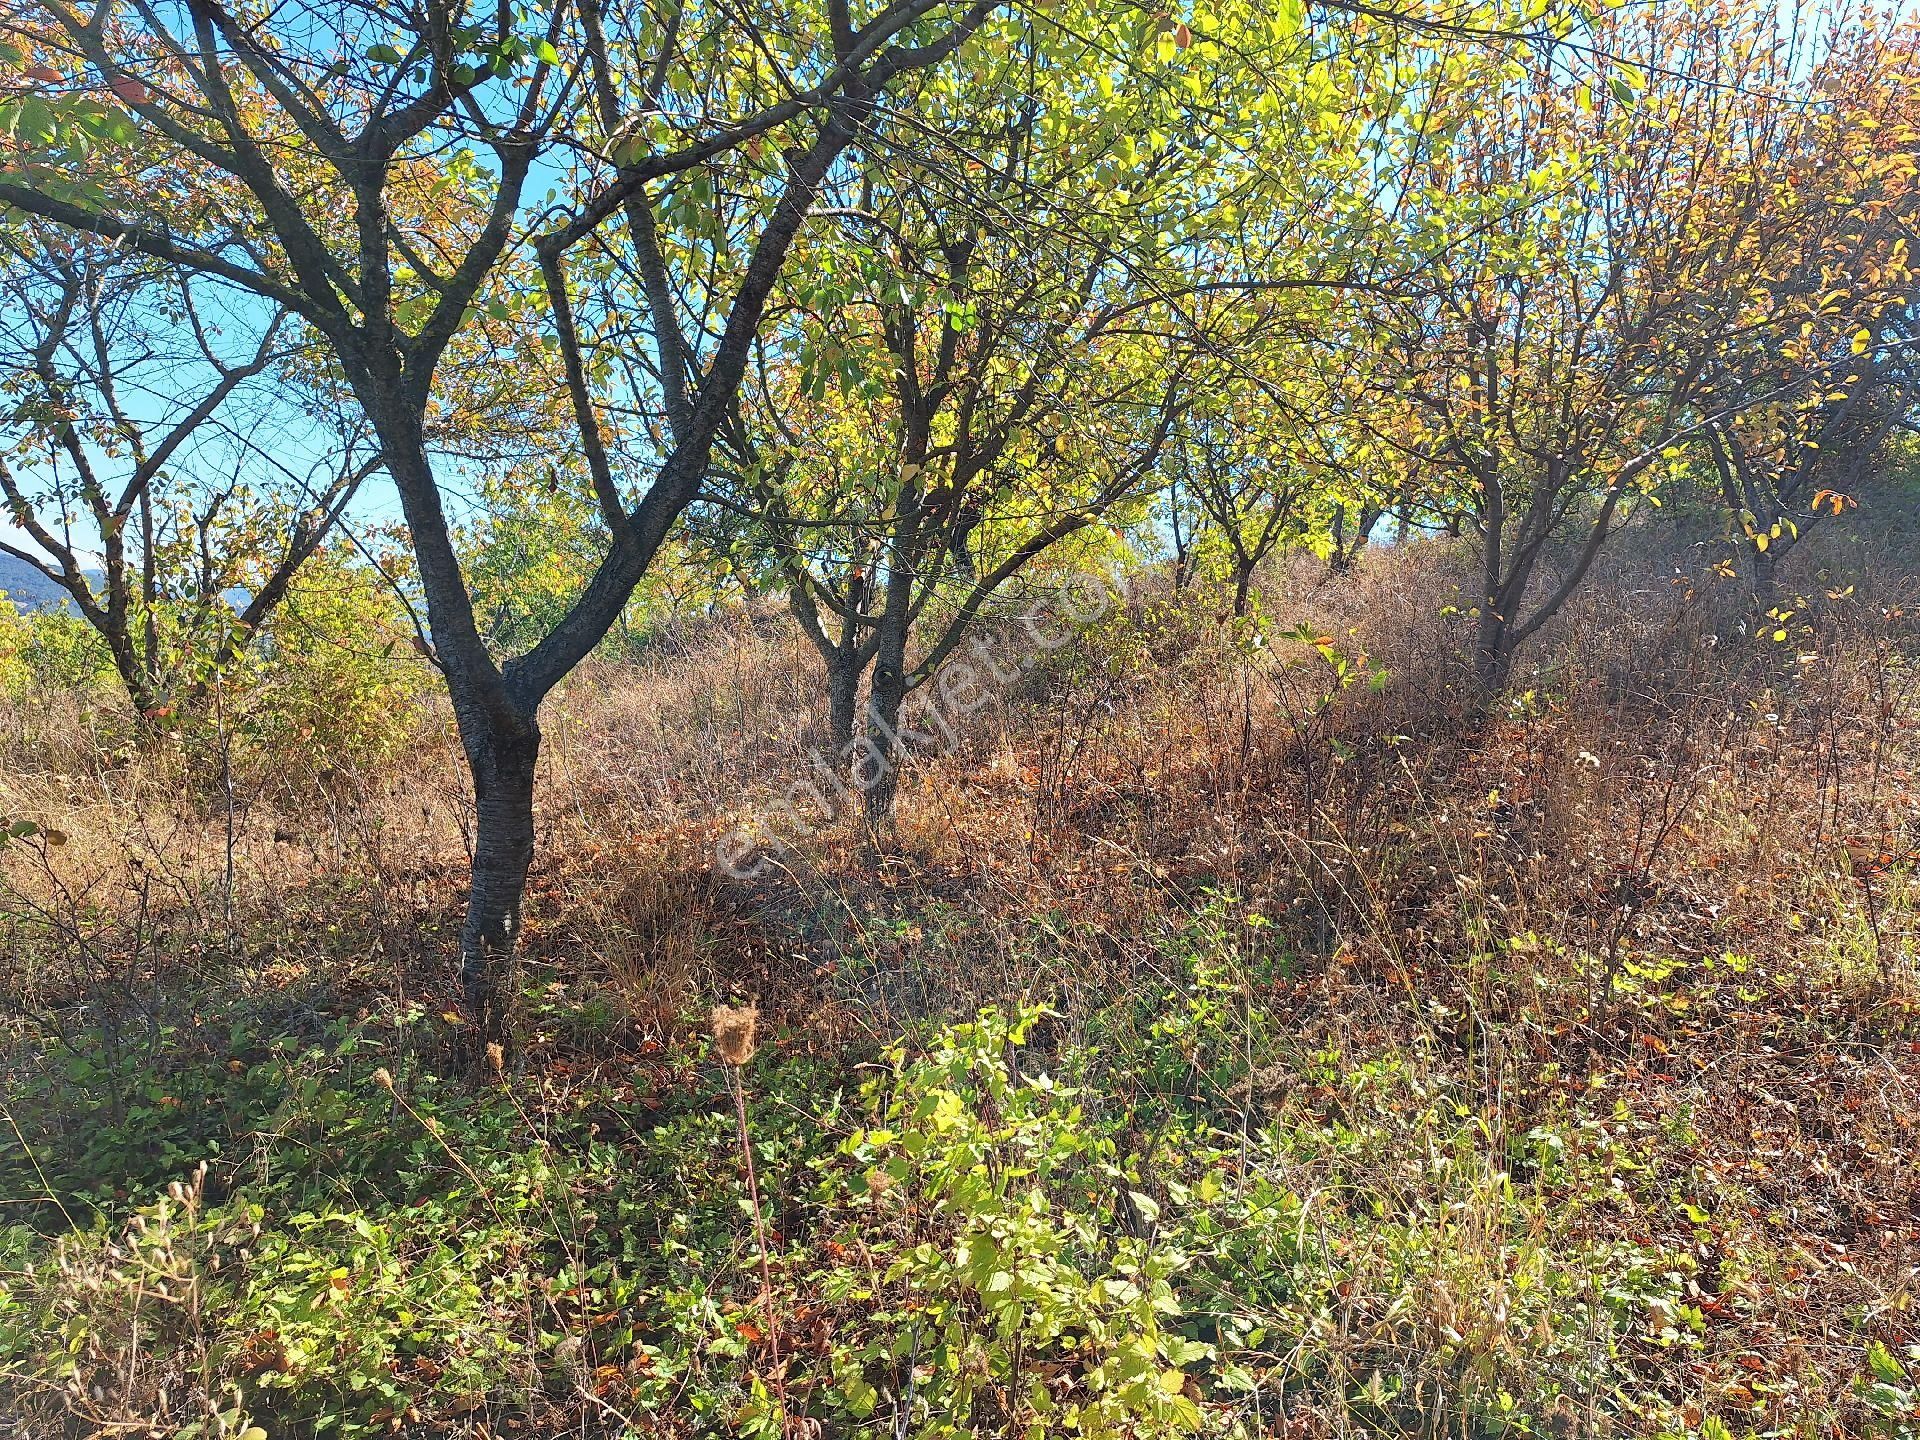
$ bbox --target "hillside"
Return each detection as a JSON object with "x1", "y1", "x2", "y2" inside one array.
[
  {"x1": 0, "y1": 552, "x2": 74, "y2": 610},
  {"x1": 1, "y1": 0, "x2": 1917, "y2": 1433},
  {"x1": 2, "y1": 532, "x2": 1916, "y2": 1440}
]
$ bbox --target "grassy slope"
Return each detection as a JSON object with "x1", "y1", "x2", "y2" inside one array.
[{"x1": 1, "y1": 533, "x2": 1918, "y2": 1440}]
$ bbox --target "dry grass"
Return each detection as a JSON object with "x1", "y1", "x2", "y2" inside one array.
[{"x1": 3, "y1": 511, "x2": 1919, "y2": 1436}]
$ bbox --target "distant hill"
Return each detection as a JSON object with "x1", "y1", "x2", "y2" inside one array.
[
  {"x1": 0, "y1": 553, "x2": 87, "y2": 611},
  {"x1": 1, "y1": 554, "x2": 249, "y2": 615}
]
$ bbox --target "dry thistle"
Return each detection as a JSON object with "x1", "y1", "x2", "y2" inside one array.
[
  {"x1": 711, "y1": 1003, "x2": 759, "y2": 1066},
  {"x1": 712, "y1": 997, "x2": 779, "y2": 1408},
  {"x1": 371, "y1": 1067, "x2": 394, "y2": 1091},
  {"x1": 486, "y1": 1041, "x2": 505, "y2": 1073}
]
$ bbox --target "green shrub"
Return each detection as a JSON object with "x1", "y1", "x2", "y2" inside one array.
[
  {"x1": 0, "y1": 595, "x2": 27, "y2": 695},
  {"x1": 800, "y1": 1006, "x2": 1207, "y2": 1440},
  {"x1": 0, "y1": 953, "x2": 1728, "y2": 1439},
  {"x1": 1858, "y1": 1340, "x2": 1920, "y2": 1438},
  {"x1": 0, "y1": 593, "x2": 115, "y2": 696},
  {"x1": 0, "y1": 1018, "x2": 562, "y2": 1437},
  {"x1": 225, "y1": 548, "x2": 428, "y2": 779}
]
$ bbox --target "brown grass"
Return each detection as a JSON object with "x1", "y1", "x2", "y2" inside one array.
[{"x1": 4, "y1": 510, "x2": 1920, "y2": 1434}]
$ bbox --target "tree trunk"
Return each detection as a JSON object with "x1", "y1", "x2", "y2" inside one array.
[
  {"x1": 826, "y1": 653, "x2": 860, "y2": 758},
  {"x1": 862, "y1": 505, "x2": 920, "y2": 826},
  {"x1": 1474, "y1": 610, "x2": 1514, "y2": 695},
  {"x1": 113, "y1": 656, "x2": 162, "y2": 729},
  {"x1": 1746, "y1": 545, "x2": 1779, "y2": 618},
  {"x1": 1473, "y1": 641, "x2": 1513, "y2": 694},
  {"x1": 361, "y1": 382, "x2": 543, "y2": 1054},
  {"x1": 1231, "y1": 562, "x2": 1254, "y2": 617},
  {"x1": 459, "y1": 714, "x2": 540, "y2": 1049},
  {"x1": 862, "y1": 655, "x2": 907, "y2": 826}
]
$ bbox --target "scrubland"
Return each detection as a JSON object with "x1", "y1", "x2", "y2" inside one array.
[{"x1": 3, "y1": 518, "x2": 1919, "y2": 1440}]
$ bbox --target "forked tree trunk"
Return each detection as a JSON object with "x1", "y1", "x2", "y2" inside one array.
[
  {"x1": 1474, "y1": 554, "x2": 1518, "y2": 695},
  {"x1": 1473, "y1": 628, "x2": 1516, "y2": 695},
  {"x1": 366, "y1": 391, "x2": 548, "y2": 1052}
]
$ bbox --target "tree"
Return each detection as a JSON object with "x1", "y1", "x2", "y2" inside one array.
[
  {"x1": 2, "y1": 0, "x2": 1024, "y2": 1042},
  {"x1": 1346, "y1": 1, "x2": 1918, "y2": 691},
  {"x1": 725, "y1": 81, "x2": 1215, "y2": 822},
  {"x1": 0, "y1": 220, "x2": 372, "y2": 722},
  {"x1": 734, "y1": 173, "x2": 1188, "y2": 821},
  {"x1": 1170, "y1": 408, "x2": 1308, "y2": 617},
  {"x1": 1703, "y1": 317, "x2": 1918, "y2": 612},
  {"x1": 1693, "y1": 51, "x2": 1920, "y2": 609},
  {"x1": 729, "y1": 0, "x2": 1490, "y2": 818},
  {"x1": 1169, "y1": 348, "x2": 1398, "y2": 613}
]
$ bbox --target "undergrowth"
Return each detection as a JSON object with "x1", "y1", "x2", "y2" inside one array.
[
  {"x1": 4, "y1": 535, "x2": 1920, "y2": 1439},
  {"x1": 4, "y1": 898, "x2": 1916, "y2": 1439}
]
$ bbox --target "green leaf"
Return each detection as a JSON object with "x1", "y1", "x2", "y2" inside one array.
[
  {"x1": 15, "y1": 96, "x2": 56, "y2": 145},
  {"x1": 840, "y1": 1372, "x2": 878, "y2": 1417},
  {"x1": 1867, "y1": 1340, "x2": 1907, "y2": 1386}
]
